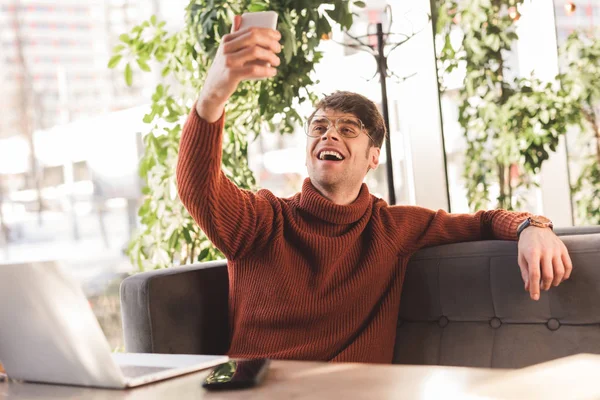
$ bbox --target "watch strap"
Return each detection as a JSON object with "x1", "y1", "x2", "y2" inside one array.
[
  {"x1": 517, "y1": 218, "x2": 531, "y2": 239},
  {"x1": 517, "y1": 216, "x2": 554, "y2": 239}
]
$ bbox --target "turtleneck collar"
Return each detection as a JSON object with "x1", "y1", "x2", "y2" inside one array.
[{"x1": 298, "y1": 178, "x2": 372, "y2": 225}]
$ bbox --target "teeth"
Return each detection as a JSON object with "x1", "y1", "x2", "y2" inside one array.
[{"x1": 319, "y1": 150, "x2": 343, "y2": 160}]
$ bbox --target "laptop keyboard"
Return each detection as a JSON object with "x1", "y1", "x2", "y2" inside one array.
[{"x1": 120, "y1": 365, "x2": 173, "y2": 378}]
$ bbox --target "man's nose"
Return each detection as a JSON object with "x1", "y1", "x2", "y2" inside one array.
[{"x1": 320, "y1": 126, "x2": 340, "y2": 141}]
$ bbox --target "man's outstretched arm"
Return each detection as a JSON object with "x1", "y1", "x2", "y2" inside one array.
[
  {"x1": 393, "y1": 207, "x2": 572, "y2": 301},
  {"x1": 176, "y1": 16, "x2": 282, "y2": 261}
]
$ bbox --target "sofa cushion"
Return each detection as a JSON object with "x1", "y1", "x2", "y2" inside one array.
[{"x1": 393, "y1": 234, "x2": 600, "y2": 368}]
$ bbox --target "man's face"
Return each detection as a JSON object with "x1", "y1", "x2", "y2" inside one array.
[{"x1": 305, "y1": 108, "x2": 380, "y2": 192}]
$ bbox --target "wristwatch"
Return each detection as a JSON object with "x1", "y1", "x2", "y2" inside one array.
[{"x1": 517, "y1": 215, "x2": 554, "y2": 238}]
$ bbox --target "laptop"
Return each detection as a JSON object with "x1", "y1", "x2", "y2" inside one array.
[{"x1": 0, "y1": 260, "x2": 228, "y2": 389}]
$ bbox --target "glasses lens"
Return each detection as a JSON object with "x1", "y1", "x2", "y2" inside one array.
[
  {"x1": 305, "y1": 116, "x2": 363, "y2": 138},
  {"x1": 335, "y1": 117, "x2": 361, "y2": 138},
  {"x1": 307, "y1": 116, "x2": 331, "y2": 137}
]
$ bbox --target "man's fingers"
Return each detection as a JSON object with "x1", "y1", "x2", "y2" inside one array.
[
  {"x1": 230, "y1": 15, "x2": 241, "y2": 33},
  {"x1": 540, "y1": 255, "x2": 553, "y2": 291},
  {"x1": 518, "y1": 253, "x2": 529, "y2": 292},
  {"x1": 223, "y1": 28, "x2": 282, "y2": 54},
  {"x1": 224, "y1": 26, "x2": 281, "y2": 42},
  {"x1": 527, "y1": 252, "x2": 541, "y2": 301},
  {"x1": 562, "y1": 250, "x2": 573, "y2": 281},
  {"x1": 226, "y1": 46, "x2": 281, "y2": 69},
  {"x1": 518, "y1": 231, "x2": 573, "y2": 300},
  {"x1": 552, "y1": 254, "x2": 565, "y2": 287},
  {"x1": 236, "y1": 64, "x2": 277, "y2": 80}
]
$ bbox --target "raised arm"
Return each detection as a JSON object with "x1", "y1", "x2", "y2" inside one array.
[{"x1": 176, "y1": 16, "x2": 282, "y2": 260}]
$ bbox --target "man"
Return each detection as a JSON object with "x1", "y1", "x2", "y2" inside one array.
[{"x1": 176, "y1": 16, "x2": 572, "y2": 363}]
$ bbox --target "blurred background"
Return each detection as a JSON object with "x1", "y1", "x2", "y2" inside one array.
[{"x1": 0, "y1": 0, "x2": 598, "y2": 351}]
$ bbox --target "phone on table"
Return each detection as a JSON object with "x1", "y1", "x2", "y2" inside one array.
[{"x1": 202, "y1": 358, "x2": 271, "y2": 391}]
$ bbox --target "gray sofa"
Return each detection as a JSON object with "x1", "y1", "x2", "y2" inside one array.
[{"x1": 120, "y1": 228, "x2": 600, "y2": 368}]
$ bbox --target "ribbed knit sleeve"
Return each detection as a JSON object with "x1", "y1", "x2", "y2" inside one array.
[
  {"x1": 176, "y1": 106, "x2": 276, "y2": 261},
  {"x1": 391, "y1": 207, "x2": 531, "y2": 253}
]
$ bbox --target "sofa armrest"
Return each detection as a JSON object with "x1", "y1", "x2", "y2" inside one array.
[
  {"x1": 555, "y1": 225, "x2": 600, "y2": 236},
  {"x1": 120, "y1": 260, "x2": 229, "y2": 355}
]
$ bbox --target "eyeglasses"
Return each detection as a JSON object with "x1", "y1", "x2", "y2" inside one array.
[{"x1": 305, "y1": 115, "x2": 375, "y2": 143}]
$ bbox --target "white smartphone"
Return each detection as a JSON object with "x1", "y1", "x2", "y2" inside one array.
[
  {"x1": 239, "y1": 11, "x2": 278, "y2": 30},
  {"x1": 238, "y1": 11, "x2": 279, "y2": 69}
]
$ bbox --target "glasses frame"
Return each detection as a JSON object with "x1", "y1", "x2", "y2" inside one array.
[{"x1": 304, "y1": 115, "x2": 375, "y2": 144}]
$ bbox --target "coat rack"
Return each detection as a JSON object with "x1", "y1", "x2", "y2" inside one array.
[{"x1": 336, "y1": 7, "x2": 419, "y2": 205}]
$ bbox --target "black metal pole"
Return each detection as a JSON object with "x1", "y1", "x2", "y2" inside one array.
[
  {"x1": 376, "y1": 23, "x2": 396, "y2": 205},
  {"x1": 429, "y1": 15, "x2": 452, "y2": 212}
]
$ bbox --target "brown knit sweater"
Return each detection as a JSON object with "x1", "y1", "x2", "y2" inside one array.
[{"x1": 176, "y1": 107, "x2": 530, "y2": 364}]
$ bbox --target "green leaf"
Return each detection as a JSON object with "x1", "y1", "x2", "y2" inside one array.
[
  {"x1": 143, "y1": 113, "x2": 153, "y2": 123},
  {"x1": 281, "y1": 25, "x2": 294, "y2": 63},
  {"x1": 354, "y1": 1, "x2": 366, "y2": 7},
  {"x1": 182, "y1": 228, "x2": 192, "y2": 243},
  {"x1": 155, "y1": 51, "x2": 166, "y2": 62},
  {"x1": 119, "y1": 33, "x2": 130, "y2": 44},
  {"x1": 167, "y1": 230, "x2": 179, "y2": 250},
  {"x1": 248, "y1": 2, "x2": 267, "y2": 12},
  {"x1": 125, "y1": 62, "x2": 133, "y2": 86},
  {"x1": 198, "y1": 248, "x2": 210, "y2": 261},
  {"x1": 137, "y1": 58, "x2": 151, "y2": 72},
  {"x1": 107, "y1": 55, "x2": 122, "y2": 69},
  {"x1": 150, "y1": 15, "x2": 157, "y2": 25},
  {"x1": 506, "y1": 31, "x2": 519, "y2": 41}
]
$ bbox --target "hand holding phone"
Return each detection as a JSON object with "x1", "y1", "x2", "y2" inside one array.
[
  {"x1": 196, "y1": 11, "x2": 281, "y2": 122},
  {"x1": 202, "y1": 358, "x2": 270, "y2": 390},
  {"x1": 238, "y1": 11, "x2": 279, "y2": 68}
]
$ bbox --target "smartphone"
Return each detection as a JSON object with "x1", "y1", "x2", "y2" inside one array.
[
  {"x1": 201, "y1": 358, "x2": 271, "y2": 390},
  {"x1": 239, "y1": 11, "x2": 278, "y2": 30},
  {"x1": 238, "y1": 11, "x2": 279, "y2": 69}
]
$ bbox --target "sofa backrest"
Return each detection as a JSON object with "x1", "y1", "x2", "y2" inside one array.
[
  {"x1": 394, "y1": 234, "x2": 600, "y2": 368},
  {"x1": 121, "y1": 232, "x2": 600, "y2": 368}
]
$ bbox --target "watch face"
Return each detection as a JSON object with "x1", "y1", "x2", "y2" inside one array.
[{"x1": 531, "y1": 215, "x2": 552, "y2": 226}]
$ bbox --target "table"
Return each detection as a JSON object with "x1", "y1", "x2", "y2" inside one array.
[{"x1": 0, "y1": 360, "x2": 504, "y2": 399}]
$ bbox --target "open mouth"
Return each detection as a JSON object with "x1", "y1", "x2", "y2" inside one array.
[{"x1": 318, "y1": 150, "x2": 345, "y2": 161}]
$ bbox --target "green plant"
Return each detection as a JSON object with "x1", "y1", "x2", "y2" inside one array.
[
  {"x1": 108, "y1": 1, "x2": 362, "y2": 270},
  {"x1": 560, "y1": 31, "x2": 600, "y2": 225},
  {"x1": 435, "y1": 0, "x2": 579, "y2": 211}
]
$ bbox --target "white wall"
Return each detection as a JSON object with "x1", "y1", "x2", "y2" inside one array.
[
  {"x1": 388, "y1": 1, "x2": 450, "y2": 211},
  {"x1": 517, "y1": 0, "x2": 574, "y2": 226}
]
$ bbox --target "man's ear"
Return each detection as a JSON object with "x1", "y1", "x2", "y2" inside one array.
[{"x1": 369, "y1": 147, "x2": 380, "y2": 170}]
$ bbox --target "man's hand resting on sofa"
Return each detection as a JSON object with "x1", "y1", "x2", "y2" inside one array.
[{"x1": 518, "y1": 227, "x2": 572, "y2": 301}]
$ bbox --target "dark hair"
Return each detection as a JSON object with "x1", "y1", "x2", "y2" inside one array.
[{"x1": 308, "y1": 91, "x2": 387, "y2": 148}]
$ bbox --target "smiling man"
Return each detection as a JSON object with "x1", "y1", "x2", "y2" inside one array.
[
  {"x1": 176, "y1": 17, "x2": 572, "y2": 364},
  {"x1": 305, "y1": 96, "x2": 384, "y2": 206}
]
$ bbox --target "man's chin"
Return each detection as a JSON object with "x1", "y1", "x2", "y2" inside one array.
[{"x1": 310, "y1": 174, "x2": 342, "y2": 189}]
